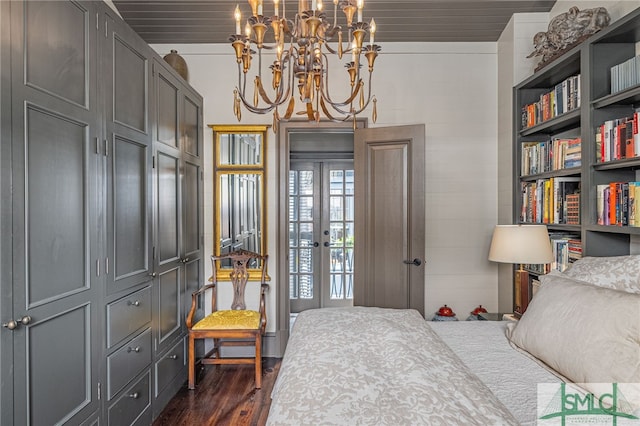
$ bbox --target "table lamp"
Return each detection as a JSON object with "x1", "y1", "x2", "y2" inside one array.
[{"x1": 488, "y1": 224, "x2": 553, "y2": 315}]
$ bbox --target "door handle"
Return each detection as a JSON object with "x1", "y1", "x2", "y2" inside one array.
[
  {"x1": 2, "y1": 315, "x2": 31, "y2": 330},
  {"x1": 403, "y1": 258, "x2": 422, "y2": 266}
]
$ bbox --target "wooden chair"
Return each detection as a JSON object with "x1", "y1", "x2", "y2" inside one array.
[{"x1": 186, "y1": 249, "x2": 269, "y2": 389}]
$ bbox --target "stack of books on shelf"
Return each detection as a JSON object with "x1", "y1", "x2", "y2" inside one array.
[
  {"x1": 521, "y1": 138, "x2": 581, "y2": 175},
  {"x1": 610, "y1": 55, "x2": 640, "y2": 94},
  {"x1": 520, "y1": 177, "x2": 581, "y2": 224},
  {"x1": 596, "y1": 113, "x2": 640, "y2": 162},
  {"x1": 524, "y1": 234, "x2": 582, "y2": 274},
  {"x1": 596, "y1": 182, "x2": 640, "y2": 226},
  {"x1": 520, "y1": 74, "x2": 581, "y2": 129}
]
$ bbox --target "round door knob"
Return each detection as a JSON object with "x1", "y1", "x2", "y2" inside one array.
[
  {"x1": 3, "y1": 320, "x2": 18, "y2": 330},
  {"x1": 127, "y1": 300, "x2": 141, "y2": 307},
  {"x1": 313, "y1": 242, "x2": 319, "y2": 247},
  {"x1": 323, "y1": 242, "x2": 330, "y2": 247},
  {"x1": 128, "y1": 392, "x2": 140, "y2": 399},
  {"x1": 127, "y1": 346, "x2": 141, "y2": 353},
  {"x1": 148, "y1": 272, "x2": 157, "y2": 278},
  {"x1": 168, "y1": 354, "x2": 178, "y2": 360},
  {"x1": 19, "y1": 316, "x2": 31, "y2": 325}
]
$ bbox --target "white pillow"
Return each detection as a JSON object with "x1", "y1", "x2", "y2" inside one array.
[
  {"x1": 506, "y1": 272, "x2": 640, "y2": 408},
  {"x1": 564, "y1": 255, "x2": 640, "y2": 294}
]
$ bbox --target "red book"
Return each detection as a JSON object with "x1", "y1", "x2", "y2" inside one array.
[
  {"x1": 601, "y1": 124, "x2": 606, "y2": 162},
  {"x1": 610, "y1": 182, "x2": 618, "y2": 225},
  {"x1": 616, "y1": 123, "x2": 626, "y2": 160}
]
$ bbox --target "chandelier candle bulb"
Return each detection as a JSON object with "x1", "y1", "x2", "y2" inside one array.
[
  {"x1": 235, "y1": 5, "x2": 242, "y2": 34},
  {"x1": 312, "y1": 0, "x2": 317, "y2": 11},
  {"x1": 370, "y1": 18, "x2": 376, "y2": 45},
  {"x1": 357, "y1": 0, "x2": 363, "y2": 22},
  {"x1": 273, "y1": 0, "x2": 278, "y2": 16}
]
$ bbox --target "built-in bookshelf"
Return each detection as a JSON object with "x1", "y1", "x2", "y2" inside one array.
[{"x1": 513, "y1": 7, "x2": 640, "y2": 313}]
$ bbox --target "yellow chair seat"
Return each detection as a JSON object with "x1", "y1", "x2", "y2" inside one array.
[{"x1": 192, "y1": 309, "x2": 260, "y2": 330}]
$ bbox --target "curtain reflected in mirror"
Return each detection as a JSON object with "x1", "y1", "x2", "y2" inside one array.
[
  {"x1": 209, "y1": 125, "x2": 268, "y2": 280},
  {"x1": 218, "y1": 172, "x2": 263, "y2": 269}
]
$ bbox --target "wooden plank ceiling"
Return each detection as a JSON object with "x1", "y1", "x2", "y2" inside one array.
[{"x1": 112, "y1": 0, "x2": 556, "y2": 43}]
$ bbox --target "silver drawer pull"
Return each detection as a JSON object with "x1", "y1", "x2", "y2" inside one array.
[
  {"x1": 127, "y1": 346, "x2": 141, "y2": 353},
  {"x1": 127, "y1": 300, "x2": 141, "y2": 307},
  {"x1": 168, "y1": 354, "x2": 178, "y2": 360},
  {"x1": 127, "y1": 392, "x2": 140, "y2": 399}
]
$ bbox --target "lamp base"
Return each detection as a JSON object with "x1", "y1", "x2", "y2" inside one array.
[{"x1": 513, "y1": 267, "x2": 530, "y2": 317}]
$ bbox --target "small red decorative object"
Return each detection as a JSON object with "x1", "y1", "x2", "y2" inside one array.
[
  {"x1": 471, "y1": 305, "x2": 488, "y2": 315},
  {"x1": 437, "y1": 305, "x2": 455, "y2": 317}
]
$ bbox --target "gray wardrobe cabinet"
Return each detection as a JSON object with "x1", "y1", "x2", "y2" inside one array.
[{"x1": 0, "y1": 1, "x2": 204, "y2": 425}]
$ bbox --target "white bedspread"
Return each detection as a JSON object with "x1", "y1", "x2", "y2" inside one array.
[
  {"x1": 267, "y1": 307, "x2": 519, "y2": 425},
  {"x1": 431, "y1": 321, "x2": 563, "y2": 425}
]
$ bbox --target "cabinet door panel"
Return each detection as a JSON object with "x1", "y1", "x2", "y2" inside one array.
[
  {"x1": 157, "y1": 152, "x2": 180, "y2": 264},
  {"x1": 26, "y1": 106, "x2": 87, "y2": 304},
  {"x1": 24, "y1": 0, "x2": 88, "y2": 107},
  {"x1": 156, "y1": 73, "x2": 178, "y2": 148},
  {"x1": 183, "y1": 161, "x2": 200, "y2": 256},
  {"x1": 110, "y1": 135, "x2": 150, "y2": 294},
  {"x1": 113, "y1": 36, "x2": 147, "y2": 133},
  {"x1": 158, "y1": 267, "x2": 180, "y2": 346},
  {"x1": 183, "y1": 95, "x2": 200, "y2": 157},
  {"x1": 27, "y1": 305, "x2": 93, "y2": 426}
]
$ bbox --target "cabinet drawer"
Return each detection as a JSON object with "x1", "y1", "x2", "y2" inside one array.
[
  {"x1": 107, "y1": 328, "x2": 152, "y2": 400},
  {"x1": 155, "y1": 337, "x2": 185, "y2": 397},
  {"x1": 107, "y1": 286, "x2": 151, "y2": 348},
  {"x1": 108, "y1": 371, "x2": 151, "y2": 426}
]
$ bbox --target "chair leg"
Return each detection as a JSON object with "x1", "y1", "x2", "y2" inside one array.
[
  {"x1": 255, "y1": 334, "x2": 262, "y2": 389},
  {"x1": 188, "y1": 334, "x2": 196, "y2": 390}
]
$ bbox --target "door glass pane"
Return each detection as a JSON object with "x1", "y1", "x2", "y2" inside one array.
[
  {"x1": 289, "y1": 169, "x2": 315, "y2": 302},
  {"x1": 299, "y1": 171, "x2": 313, "y2": 194},
  {"x1": 299, "y1": 196, "x2": 313, "y2": 221},
  {"x1": 329, "y1": 170, "x2": 343, "y2": 194},
  {"x1": 328, "y1": 167, "x2": 354, "y2": 301}
]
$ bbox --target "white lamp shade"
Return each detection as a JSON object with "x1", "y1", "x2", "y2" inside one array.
[{"x1": 488, "y1": 225, "x2": 553, "y2": 264}]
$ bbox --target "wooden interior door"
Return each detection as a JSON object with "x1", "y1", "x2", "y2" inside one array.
[{"x1": 353, "y1": 125, "x2": 426, "y2": 316}]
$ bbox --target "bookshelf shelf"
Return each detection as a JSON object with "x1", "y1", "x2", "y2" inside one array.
[
  {"x1": 512, "y1": 6, "x2": 640, "y2": 315},
  {"x1": 592, "y1": 85, "x2": 640, "y2": 109},
  {"x1": 519, "y1": 109, "x2": 581, "y2": 137},
  {"x1": 520, "y1": 167, "x2": 581, "y2": 181}
]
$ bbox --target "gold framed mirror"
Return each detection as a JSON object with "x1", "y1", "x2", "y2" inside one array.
[{"x1": 210, "y1": 125, "x2": 268, "y2": 280}]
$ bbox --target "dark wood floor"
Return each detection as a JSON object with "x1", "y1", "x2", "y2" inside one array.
[{"x1": 153, "y1": 358, "x2": 281, "y2": 426}]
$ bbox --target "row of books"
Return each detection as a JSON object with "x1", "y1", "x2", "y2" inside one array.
[
  {"x1": 611, "y1": 54, "x2": 640, "y2": 94},
  {"x1": 524, "y1": 234, "x2": 582, "y2": 274},
  {"x1": 520, "y1": 74, "x2": 581, "y2": 129},
  {"x1": 520, "y1": 177, "x2": 581, "y2": 225},
  {"x1": 595, "y1": 112, "x2": 640, "y2": 162},
  {"x1": 596, "y1": 182, "x2": 640, "y2": 226},
  {"x1": 521, "y1": 138, "x2": 581, "y2": 176}
]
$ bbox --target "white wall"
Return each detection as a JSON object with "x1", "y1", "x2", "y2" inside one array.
[{"x1": 151, "y1": 39, "x2": 499, "y2": 324}]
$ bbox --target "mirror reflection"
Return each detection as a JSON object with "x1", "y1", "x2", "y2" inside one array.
[
  {"x1": 218, "y1": 172, "x2": 263, "y2": 268},
  {"x1": 218, "y1": 132, "x2": 262, "y2": 166}
]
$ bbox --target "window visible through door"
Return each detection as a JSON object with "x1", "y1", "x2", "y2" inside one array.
[{"x1": 289, "y1": 161, "x2": 354, "y2": 312}]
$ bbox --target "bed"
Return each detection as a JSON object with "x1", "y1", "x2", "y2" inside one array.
[{"x1": 267, "y1": 255, "x2": 640, "y2": 425}]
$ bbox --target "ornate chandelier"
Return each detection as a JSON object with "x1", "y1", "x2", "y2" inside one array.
[{"x1": 230, "y1": 0, "x2": 380, "y2": 131}]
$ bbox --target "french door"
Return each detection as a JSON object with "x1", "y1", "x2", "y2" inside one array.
[{"x1": 289, "y1": 161, "x2": 354, "y2": 312}]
